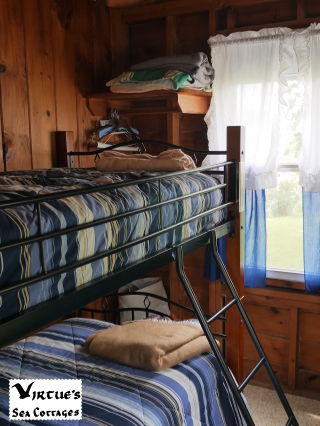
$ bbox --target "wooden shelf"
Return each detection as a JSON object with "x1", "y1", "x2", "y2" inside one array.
[{"x1": 85, "y1": 89, "x2": 211, "y2": 116}]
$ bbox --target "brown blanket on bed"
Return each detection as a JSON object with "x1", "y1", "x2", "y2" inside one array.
[
  {"x1": 95, "y1": 149, "x2": 195, "y2": 173},
  {"x1": 84, "y1": 320, "x2": 213, "y2": 371}
]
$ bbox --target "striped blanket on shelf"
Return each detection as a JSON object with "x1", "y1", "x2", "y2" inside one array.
[
  {"x1": 0, "y1": 168, "x2": 225, "y2": 322},
  {"x1": 0, "y1": 318, "x2": 247, "y2": 425}
]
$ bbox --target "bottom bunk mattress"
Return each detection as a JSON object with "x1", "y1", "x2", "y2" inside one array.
[
  {"x1": 0, "y1": 318, "x2": 246, "y2": 426},
  {"x1": 0, "y1": 168, "x2": 225, "y2": 322}
]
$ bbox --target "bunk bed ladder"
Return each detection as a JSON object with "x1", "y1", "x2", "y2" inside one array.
[{"x1": 174, "y1": 231, "x2": 299, "y2": 426}]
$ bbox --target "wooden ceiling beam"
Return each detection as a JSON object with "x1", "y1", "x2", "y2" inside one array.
[{"x1": 122, "y1": 0, "x2": 292, "y2": 24}]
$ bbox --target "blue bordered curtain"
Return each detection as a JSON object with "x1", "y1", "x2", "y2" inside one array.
[
  {"x1": 204, "y1": 24, "x2": 320, "y2": 293},
  {"x1": 296, "y1": 25, "x2": 320, "y2": 293},
  {"x1": 203, "y1": 28, "x2": 295, "y2": 287}
]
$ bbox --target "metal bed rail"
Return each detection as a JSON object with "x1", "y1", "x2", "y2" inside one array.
[
  {"x1": 78, "y1": 292, "x2": 227, "y2": 342},
  {"x1": 0, "y1": 160, "x2": 233, "y2": 298}
]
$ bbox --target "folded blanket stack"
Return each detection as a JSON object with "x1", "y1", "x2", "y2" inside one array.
[
  {"x1": 96, "y1": 149, "x2": 196, "y2": 172},
  {"x1": 106, "y1": 52, "x2": 214, "y2": 93},
  {"x1": 84, "y1": 318, "x2": 213, "y2": 371}
]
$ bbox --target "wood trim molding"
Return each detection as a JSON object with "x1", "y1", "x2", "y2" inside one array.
[{"x1": 225, "y1": 126, "x2": 245, "y2": 383}]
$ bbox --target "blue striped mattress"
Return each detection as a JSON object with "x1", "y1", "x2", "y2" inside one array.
[
  {"x1": 0, "y1": 168, "x2": 225, "y2": 322},
  {"x1": 0, "y1": 318, "x2": 247, "y2": 425}
]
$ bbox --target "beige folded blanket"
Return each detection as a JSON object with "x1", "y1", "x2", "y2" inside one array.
[
  {"x1": 96, "y1": 149, "x2": 195, "y2": 173},
  {"x1": 84, "y1": 319, "x2": 213, "y2": 371}
]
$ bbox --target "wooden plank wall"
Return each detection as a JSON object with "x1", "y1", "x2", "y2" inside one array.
[
  {"x1": 0, "y1": 0, "x2": 112, "y2": 172},
  {"x1": 244, "y1": 287, "x2": 320, "y2": 400}
]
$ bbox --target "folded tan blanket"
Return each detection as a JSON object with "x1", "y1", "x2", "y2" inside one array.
[
  {"x1": 84, "y1": 319, "x2": 212, "y2": 371},
  {"x1": 96, "y1": 149, "x2": 195, "y2": 173}
]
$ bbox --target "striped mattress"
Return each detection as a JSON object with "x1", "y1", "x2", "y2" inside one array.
[
  {"x1": 0, "y1": 168, "x2": 225, "y2": 323},
  {"x1": 0, "y1": 318, "x2": 247, "y2": 425}
]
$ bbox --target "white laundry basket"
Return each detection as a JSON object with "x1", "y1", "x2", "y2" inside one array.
[{"x1": 118, "y1": 277, "x2": 171, "y2": 324}]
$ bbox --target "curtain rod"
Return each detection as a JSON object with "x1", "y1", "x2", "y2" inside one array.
[{"x1": 209, "y1": 26, "x2": 320, "y2": 47}]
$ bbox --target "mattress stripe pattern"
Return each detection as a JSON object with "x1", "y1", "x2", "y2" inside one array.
[
  {"x1": 0, "y1": 168, "x2": 225, "y2": 322},
  {"x1": 0, "y1": 318, "x2": 247, "y2": 425}
]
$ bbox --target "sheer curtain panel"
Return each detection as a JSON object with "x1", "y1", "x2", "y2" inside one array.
[
  {"x1": 204, "y1": 28, "x2": 293, "y2": 288},
  {"x1": 296, "y1": 24, "x2": 320, "y2": 292}
]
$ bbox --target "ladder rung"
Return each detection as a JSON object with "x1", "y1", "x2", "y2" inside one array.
[
  {"x1": 286, "y1": 416, "x2": 294, "y2": 426},
  {"x1": 212, "y1": 332, "x2": 226, "y2": 340},
  {"x1": 207, "y1": 298, "x2": 237, "y2": 325},
  {"x1": 238, "y1": 357, "x2": 265, "y2": 393}
]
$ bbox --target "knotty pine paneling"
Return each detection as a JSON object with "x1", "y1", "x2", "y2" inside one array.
[
  {"x1": 51, "y1": 0, "x2": 79, "y2": 167},
  {"x1": 0, "y1": 0, "x2": 32, "y2": 171},
  {"x1": 244, "y1": 330, "x2": 289, "y2": 366},
  {"x1": 244, "y1": 358, "x2": 288, "y2": 387},
  {"x1": 129, "y1": 18, "x2": 167, "y2": 67},
  {"x1": 237, "y1": 1, "x2": 296, "y2": 28},
  {"x1": 305, "y1": 0, "x2": 320, "y2": 18},
  {"x1": 245, "y1": 304, "x2": 290, "y2": 338},
  {"x1": 176, "y1": 12, "x2": 209, "y2": 56},
  {"x1": 0, "y1": 0, "x2": 111, "y2": 172},
  {"x1": 74, "y1": 0, "x2": 97, "y2": 169},
  {"x1": 23, "y1": 0, "x2": 57, "y2": 169}
]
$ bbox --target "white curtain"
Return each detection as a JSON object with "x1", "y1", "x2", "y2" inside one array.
[
  {"x1": 296, "y1": 24, "x2": 320, "y2": 193},
  {"x1": 204, "y1": 28, "x2": 293, "y2": 190}
]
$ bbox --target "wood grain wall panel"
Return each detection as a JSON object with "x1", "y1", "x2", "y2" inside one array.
[
  {"x1": 299, "y1": 311, "x2": 320, "y2": 344},
  {"x1": 23, "y1": 0, "x2": 57, "y2": 169},
  {"x1": 129, "y1": 19, "x2": 167, "y2": 66},
  {"x1": 244, "y1": 358, "x2": 288, "y2": 387},
  {"x1": 181, "y1": 294, "x2": 209, "y2": 319},
  {"x1": 166, "y1": 15, "x2": 179, "y2": 56},
  {"x1": 244, "y1": 330, "x2": 289, "y2": 366},
  {"x1": 74, "y1": 0, "x2": 96, "y2": 168},
  {"x1": 0, "y1": 107, "x2": 4, "y2": 172},
  {"x1": 245, "y1": 304, "x2": 290, "y2": 338},
  {"x1": 110, "y1": 8, "x2": 130, "y2": 78},
  {"x1": 132, "y1": 114, "x2": 167, "y2": 156},
  {"x1": 307, "y1": 0, "x2": 320, "y2": 18},
  {"x1": 298, "y1": 370, "x2": 320, "y2": 394},
  {"x1": 176, "y1": 13, "x2": 209, "y2": 55},
  {"x1": 180, "y1": 114, "x2": 207, "y2": 133},
  {"x1": 0, "y1": 0, "x2": 32, "y2": 171},
  {"x1": 236, "y1": 1, "x2": 297, "y2": 28},
  {"x1": 93, "y1": 0, "x2": 112, "y2": 92},
  {"x1": 179, "y1": 115, "x2": 208, "y2": 164},
  {"x1": 299, "y1": 341, "x2": 320, "y2": 373},
  {"x1": 51, "y1": 0, "x2": 78, "y2": 167},
  {"x1": 288, "y1": 307, "x2": 299, "y2": 390}
]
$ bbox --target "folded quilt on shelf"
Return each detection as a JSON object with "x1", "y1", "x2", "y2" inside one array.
[
  {"x1": 106, "y1": 70, "x2": 190, "y2": 93},
  {"x1": 85, "y1": 317, "x2": 214, "y2": 371},
  {"x1": 96, "y1": 149, "x2": 196, "y2": 172},
  {"x1": 121, "y1": 69, "x2": 191, "y2": 86},
  {"x1": 130, "y1": 52, "x2": 215, "y2": 88}
]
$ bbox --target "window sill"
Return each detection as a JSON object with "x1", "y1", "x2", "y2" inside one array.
[
  {"x1": 266, "y1": 268, "x2": 304, "y2": 282},
  {"x1": 266, "y1": 268, "x2": 305, "y2": 291}
]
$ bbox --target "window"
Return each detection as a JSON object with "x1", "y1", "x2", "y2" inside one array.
[{"x1": 266, "y1": 61, "x2": 304, "y2": 282}]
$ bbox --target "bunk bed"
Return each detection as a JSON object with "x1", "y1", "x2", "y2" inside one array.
[{"x1": 0, "y1": 127, "x2": 298, "y2": 426}]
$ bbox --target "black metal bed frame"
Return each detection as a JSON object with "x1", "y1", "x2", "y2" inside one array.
[
  {"x1": 0, "y1": 137, "x2": 298, "y2": 426},
  {"x1": 78, "y1": 292, "x2": 227, "y2": 357}
]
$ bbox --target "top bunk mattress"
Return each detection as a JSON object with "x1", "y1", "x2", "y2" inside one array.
[{"x1": 0, "y1": 168, "x2": 225, "y2": 322}]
